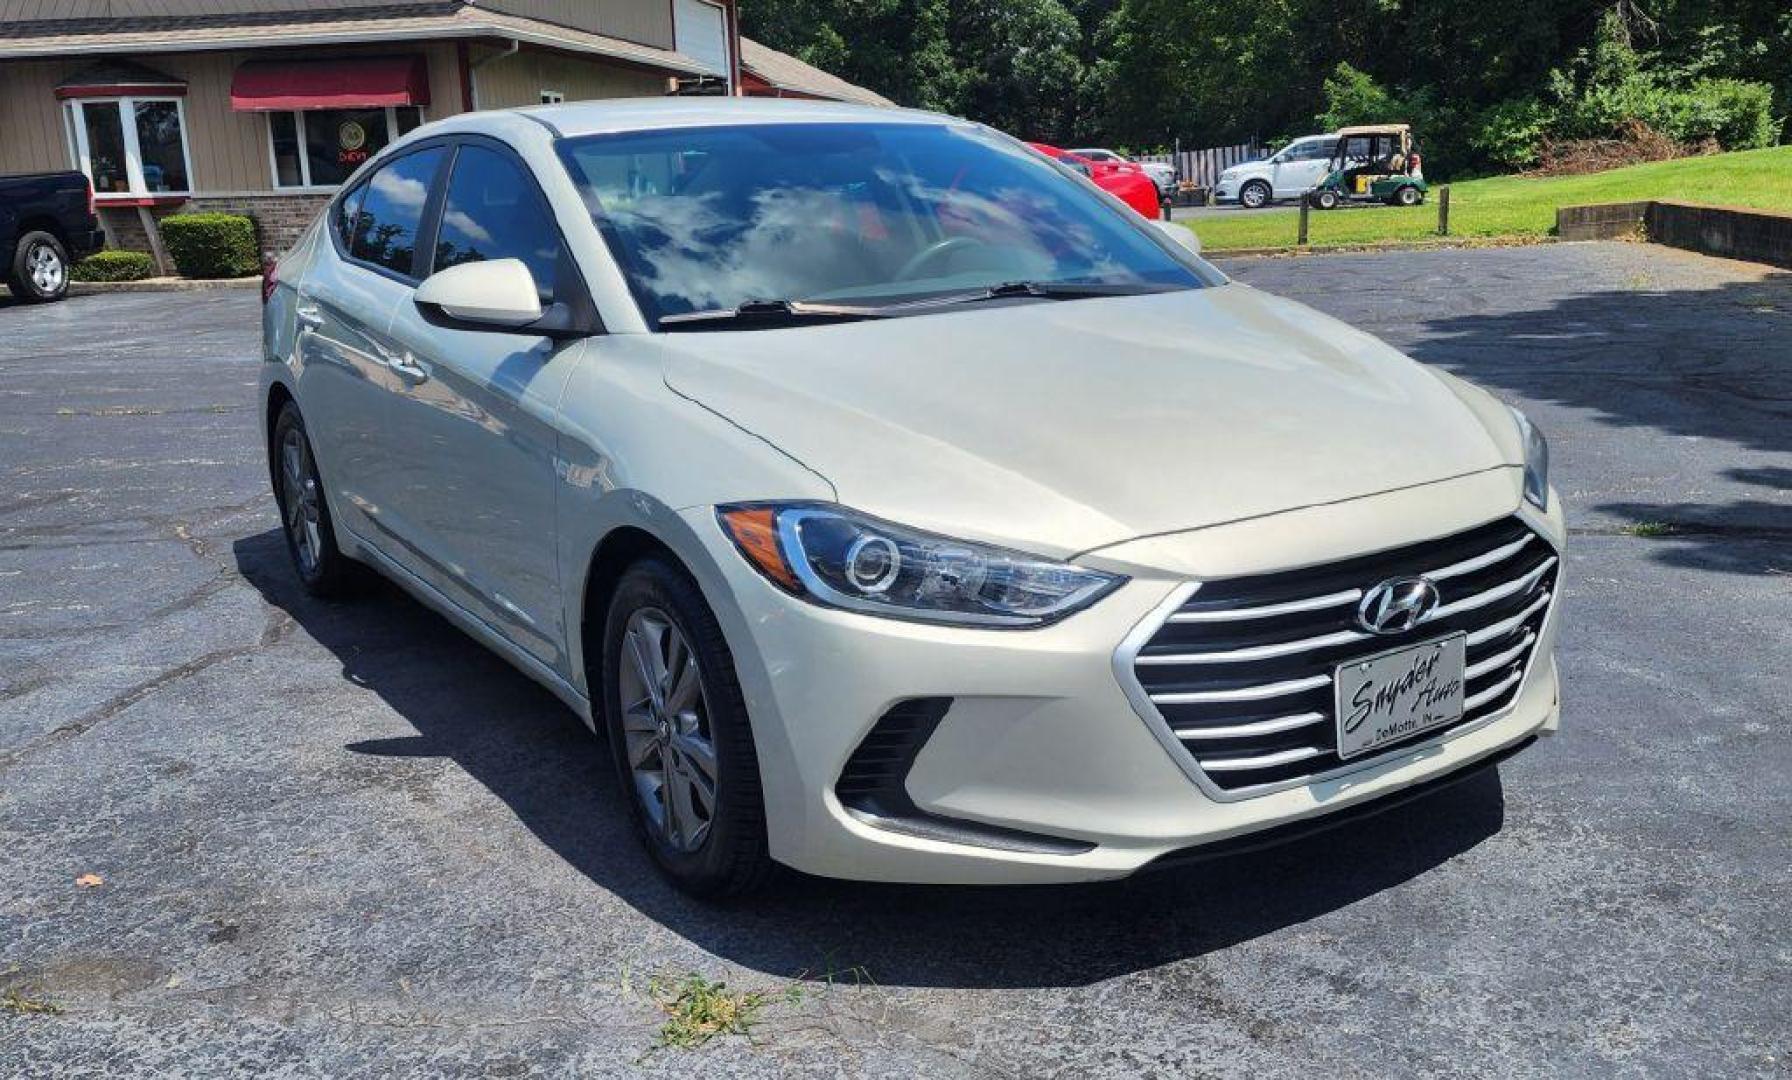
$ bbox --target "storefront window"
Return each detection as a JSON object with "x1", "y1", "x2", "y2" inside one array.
[
  {"x1": 79, "y1": 102, "x2": 129, "y2": 194},
  {"x1": 134, "y1": 100, "x2": 189, "y2": 193},
  {"x1": 66, "y1": 97, "x2": 191, "y2": 197},
  {"x1": 268, "y1": 106, "x2": 424, "y2": 189}
]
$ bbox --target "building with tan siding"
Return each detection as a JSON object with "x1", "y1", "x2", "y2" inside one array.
[{"x1": 0, "y1": 1, "x2": 890, "y2": 262}]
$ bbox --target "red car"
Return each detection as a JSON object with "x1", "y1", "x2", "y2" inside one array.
[{"x1": 1028, "y1": 143, "x2": 1165, "y2": 220}]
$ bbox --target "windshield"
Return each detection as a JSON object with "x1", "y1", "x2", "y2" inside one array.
[{"x1": 555, "y1": 122, "x2": 1216, "y2": 327}]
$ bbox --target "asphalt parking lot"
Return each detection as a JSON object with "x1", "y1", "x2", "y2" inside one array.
[{"x1": 2, "y1": 242, "x2": 1788, "y2": 1076}]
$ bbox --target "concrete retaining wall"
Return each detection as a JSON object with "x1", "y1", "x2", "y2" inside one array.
[
  {"x1": 1557, "y1": 201, "x2": 1653, "y2": 241},
  {"x1": 1558, "y1": 200, "x2": 1792, "y2": 269}
]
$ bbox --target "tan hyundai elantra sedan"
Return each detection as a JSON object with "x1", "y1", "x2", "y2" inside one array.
[{"x1": 261, "y1": 98, "x2": 1562, "y2": 896}]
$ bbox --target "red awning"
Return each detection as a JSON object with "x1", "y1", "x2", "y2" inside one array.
[{"x1": 230, "y1": 56, "x2": 429, "y2": 111}]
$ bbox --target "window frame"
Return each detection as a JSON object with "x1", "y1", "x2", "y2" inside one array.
[
  {"x1": 63, "y1": 95, "x2": 194, "y2": 200},
  {"x1": 329, "y1": 139, "x2": 453, "y2": 286},
  {"x1": 418, "y1": 136, "x2": 594, "y2": 310},
  {"x1": 424, "y1": 139, "x2": 567, "y2": 304},
  {"x1": 326, "y1": 133, "x2": 600, "y2": 333},
  {"x1": 266, "y1": 106, "x2": 426, "y2": 192}
]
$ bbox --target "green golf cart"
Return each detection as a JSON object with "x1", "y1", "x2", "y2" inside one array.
[{"x1": 1306, "y1": 124, "x2": 1428, "y2": 209}]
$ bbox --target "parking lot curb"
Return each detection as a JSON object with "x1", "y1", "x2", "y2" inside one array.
[
  {"x1": 1205, "y1": 235, "x2": 1560, "y2": 259},
  {"x1": 64, "y1": 276, "x2": 261, "y2": 295}
]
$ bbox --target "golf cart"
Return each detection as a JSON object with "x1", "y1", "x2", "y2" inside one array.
[{"x1": 1305, "y1": 124, "x2": 1427, "y2": 209}]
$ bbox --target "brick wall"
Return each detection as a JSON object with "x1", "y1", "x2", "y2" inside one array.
[{"x1": 98, "y1": 194, "x2": 330, "y2": 265}]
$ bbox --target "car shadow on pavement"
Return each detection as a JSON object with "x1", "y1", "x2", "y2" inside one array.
[
  {"x1": 1400, "y1": 271, "x2": 1792, "y2": 576},
  {"x1": 236, "y1": 527, "x2": 1508, "y2": 990}
]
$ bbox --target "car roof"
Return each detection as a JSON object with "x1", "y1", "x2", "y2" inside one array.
[
  {"x1": 471, "y1": 96, "x2": 958, "y2": 139},
  {"x1": 1335, "y1": 124, "x2": 1410, "y2": 136}
]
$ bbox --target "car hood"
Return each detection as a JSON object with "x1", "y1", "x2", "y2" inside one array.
[{"x1": 659, "y1": 285, "x2": 1514, "y2": 558}]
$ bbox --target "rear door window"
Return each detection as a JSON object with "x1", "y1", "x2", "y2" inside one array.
[
  {"x1": 431, "y1": 144, "x2": 563, "y2": 302},
  {"x1": 348, "y1": 147, "x2": 444, "y2": 278}
]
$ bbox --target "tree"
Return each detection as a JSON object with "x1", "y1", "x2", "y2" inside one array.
[{"x1": 740, "y1": 0, "x2": 1785, "y2": 173}]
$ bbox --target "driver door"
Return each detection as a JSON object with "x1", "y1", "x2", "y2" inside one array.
[
  {"x1": 375, "y1": 139, "x2": 587, "y2": 674},
  {"x1": 1273, "y1": 141, "x2": 1329, "y2": 197}
]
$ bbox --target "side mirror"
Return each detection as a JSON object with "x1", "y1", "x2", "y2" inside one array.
[
  {"x1": 1152, "y1": 218, "x2": 1201, "y2": 255},
  {"x1": 414, "y1": 259, "x2": 542, "y2": 331}
]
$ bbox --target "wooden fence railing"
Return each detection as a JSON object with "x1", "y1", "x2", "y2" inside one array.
[{"x1": 1137, "y1": 143, "x2": 1264, "y2": 187}]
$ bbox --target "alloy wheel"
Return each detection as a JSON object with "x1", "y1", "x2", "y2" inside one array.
[
  {"x1": 618, "y1": 607, "x2": 718, "y2": 853},
  {"x1": 278, "y1": 426, "x2": 324, "y2": 576},
  {"x1": 27, "y1": 242, "x2": 64, "y2": 294}
]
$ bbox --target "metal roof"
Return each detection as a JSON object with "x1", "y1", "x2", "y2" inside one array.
[
  {"x1": 0, "y1": 3, "x2": 713, "y2": 76},
  {"x1": 738, "y1": 37, "x2": 894, "y2": 108}
]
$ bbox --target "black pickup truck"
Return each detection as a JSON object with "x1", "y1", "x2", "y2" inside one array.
[{"x1": 1, "y1": 171, "x2": 106, "y2": 303}]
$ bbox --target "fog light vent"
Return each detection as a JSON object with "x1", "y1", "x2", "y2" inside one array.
[{"x1": 834, "y1": 697, "x2": 1093, "y2": 855}]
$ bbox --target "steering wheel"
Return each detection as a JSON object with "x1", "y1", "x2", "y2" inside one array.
[{"x1": 895, "y1": 236, "x2": 996, "y2": 281}]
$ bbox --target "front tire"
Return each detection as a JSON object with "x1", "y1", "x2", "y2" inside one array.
[
  {"x1": 271, "y1": 403, "x2": 359, "y2": 597},
  {"x1": 1239, "y1": 180, "x2": 1271, "y2": 209},
  {"x1": 1312, "y1": 189, "x2": 1340, "y2": 210},
  {"x1": 1394, "y1": 185, "x2": 1422, "y2": 207},
  {"x1": 7, "y1": 231, "x2": 69, "y2": 303},
  {"x1": 601, "y1": 557, "x2": 772, "y2": 898}
]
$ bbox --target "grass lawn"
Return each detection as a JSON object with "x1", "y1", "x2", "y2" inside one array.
[{"x1": 1185, "y1": 145, "x2": 1792, "y2": 252}]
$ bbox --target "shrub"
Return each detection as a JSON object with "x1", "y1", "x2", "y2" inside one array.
[
  {"x1": 1674, "y1": 79, "x2": 1777, "y2": 150},
  {"x1": 68, "y1": 250, "x2": 155, "y2": 283},
  {"x1": 1472, "y1": 98, "x2": 1552, "y2": 170},
  {"x1": 159, "y1": 212, "x2": 259, "y2": 279}
]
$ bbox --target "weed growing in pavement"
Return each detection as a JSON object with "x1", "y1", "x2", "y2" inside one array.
[{"x1": 1, "y1": 988, "x2": 64, "y2": 1016}]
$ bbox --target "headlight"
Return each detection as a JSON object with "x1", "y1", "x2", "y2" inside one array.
[
  {"x1": 1508, "y1": 405, "x2": 1550, "y2": 510},
  {"x1": 717, "y1": 503, "x2": 1124, "y2": 628}
]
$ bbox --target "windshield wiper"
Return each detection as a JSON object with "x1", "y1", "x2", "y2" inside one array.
[
  {"x1": 658, "y1": 298, "x2": 890, "y2": 331},
  {"x1": 892, "y1": 280, "x2": 1181, "y2": 310}
]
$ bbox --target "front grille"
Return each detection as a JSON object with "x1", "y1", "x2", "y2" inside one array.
[{"x1": 1129, "y1": 516, "x2": 1557, "y2": 795}]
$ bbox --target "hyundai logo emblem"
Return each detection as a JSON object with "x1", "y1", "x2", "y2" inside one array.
[{"x1": 1356, "y1": 576, "x2": 1440, "y2": 635}]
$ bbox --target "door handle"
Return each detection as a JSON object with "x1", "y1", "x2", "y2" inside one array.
[
  {"x1": 388, "y1": 353, "x2": 430, "y2": 383},
  {"x1": 294, "y1": 303, "x2": 325, "y2": 329}
]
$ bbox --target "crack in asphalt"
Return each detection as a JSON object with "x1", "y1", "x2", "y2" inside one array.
[{"x1": 0, "y1": 605, "x2": 293, "y2": 779}]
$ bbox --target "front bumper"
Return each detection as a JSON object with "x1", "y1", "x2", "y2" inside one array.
[{"x1": 685, "y1": 470, "x2": 1564, "y2": 884}]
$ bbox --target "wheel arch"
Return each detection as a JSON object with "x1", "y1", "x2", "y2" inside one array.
[
  {"x1": 263, "y1": 379, "x2": 296, "y2": 497},
  {"x1": 568, "y1": 504, "x2": 749, "y2": 709},
  {"x1": 14, "y1": 215, "x2": 69, "y2": 249}
]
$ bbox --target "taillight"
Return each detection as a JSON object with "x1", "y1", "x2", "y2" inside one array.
[
  {"x1": 261, "y1": 257, "x2": 278, "y2": 304},
  {"x1": 86, "y1": 178, "x2": 95, "y2": 218}
]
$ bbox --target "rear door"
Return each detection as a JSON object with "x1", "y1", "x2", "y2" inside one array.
[
  {"x1": 376, "y1": 138, "x2": 589, "y2": 673},
  {"x1": 292, "y1": 145, "x2": 447, "y2": 543}
]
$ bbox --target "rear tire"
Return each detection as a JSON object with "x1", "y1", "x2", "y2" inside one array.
[
  {"x1": 1239, "y1": 180, "x2": 1271, "y2": 210},
  {"x1": 6, "y1": 231, "x2": 69, "y2": 303},
  {"x1": 271, "y1": 403, "x2": 360, "y2": 598},
  {"x1": 601, "y1": 556, "x2": 773, "y2": 899}
]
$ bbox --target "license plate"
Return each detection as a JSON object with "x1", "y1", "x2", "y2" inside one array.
[{"x1": 1335, "y1": 634, "x2": 1466, "y2": 760}]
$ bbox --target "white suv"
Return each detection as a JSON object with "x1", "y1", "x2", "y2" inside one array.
[
  {"x1": 262, "y1": 99, "x2": 1561, "y2": 896},
  {"x1": 1214, "y1": 134, "x2": 1336, "y2": 208}
]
